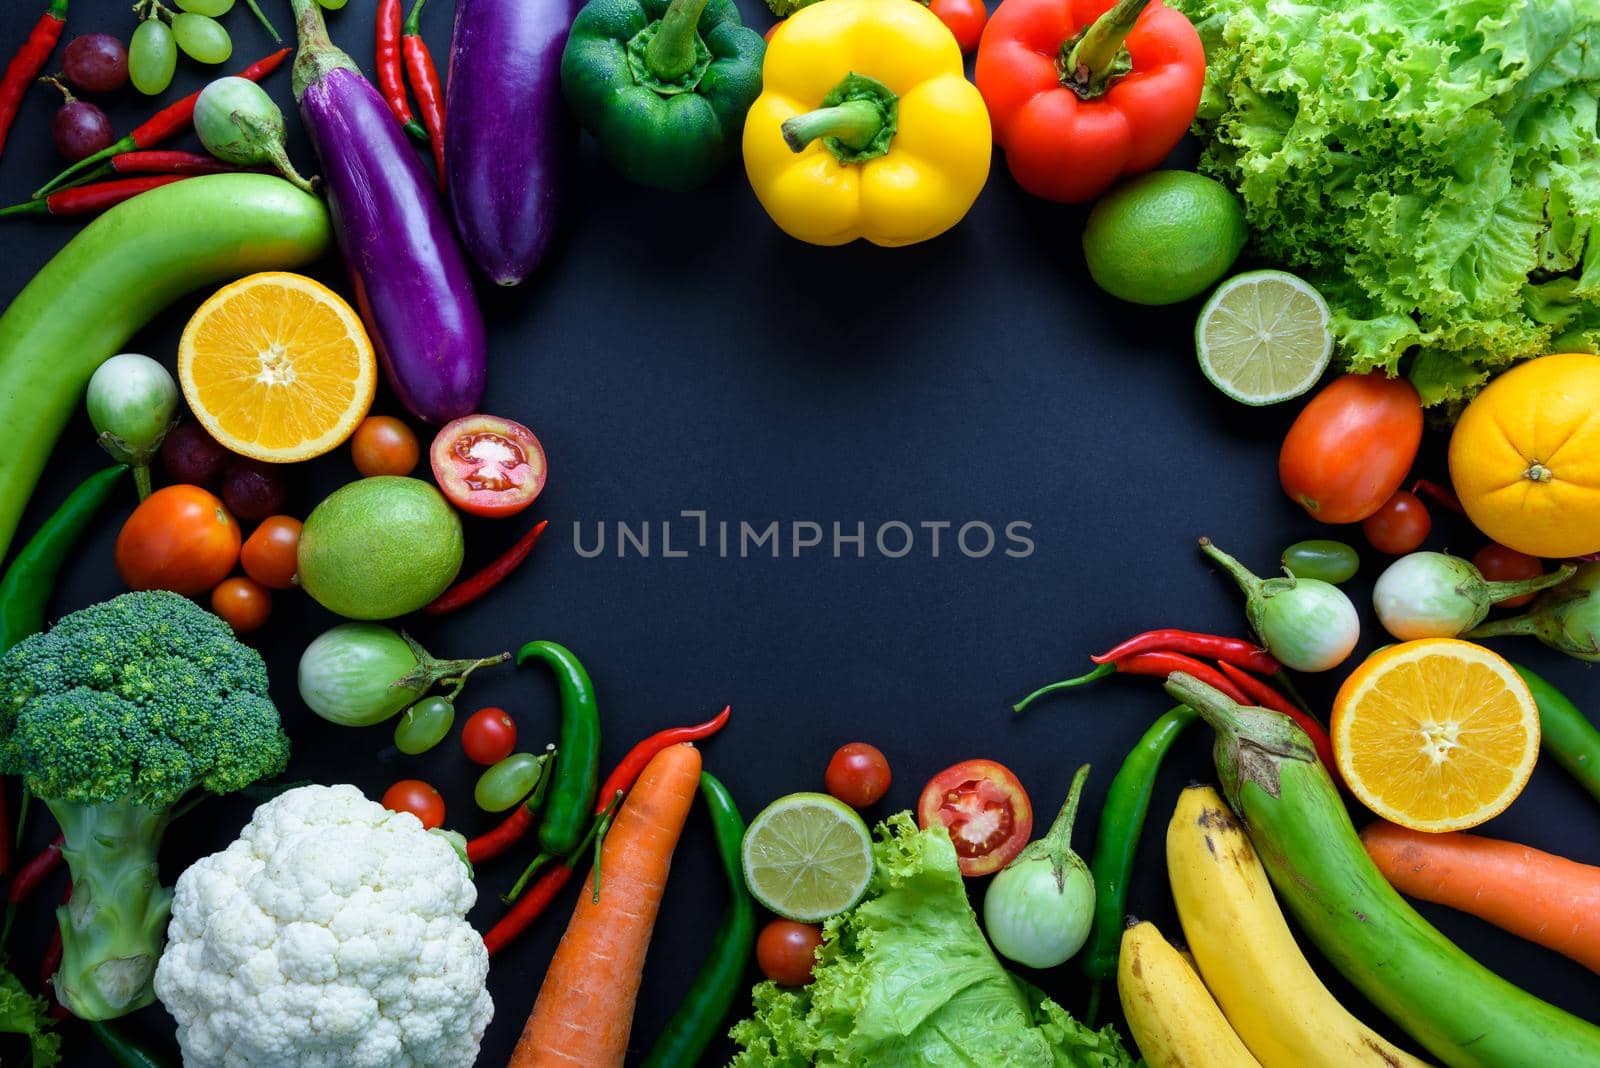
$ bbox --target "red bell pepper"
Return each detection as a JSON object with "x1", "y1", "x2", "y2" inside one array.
[{"x1": 975, "y1": 0, "x2": 1204, "y2": 203}]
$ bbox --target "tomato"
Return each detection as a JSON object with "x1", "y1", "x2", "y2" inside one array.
[
  {"x1": 928, "y1": 0, "x2": 987, "y2": 53},
  {"x1": 115, "y1": 484, "x2": 241, "y2": 595},
  {"x1": 825, "y1": 742, "x2": 891, "y2": 809},
  {"x1": 1279, "y1": 373, "x2": 1423, "y2": 524},
  {"x1": 916, "y1": 759, "x2": 1033, "y2": 876},
  {"x1": 462, "y1": 706, "x2": 517, "y2": 765},
  {"x1": 351, "y1": 415, "x2": 421, "y2": 477},
  {"x1": 382, "y1": 779, "x2": 445, "y2": 829},
  {"x1": 429, "y1": 414, "x2": 547, "y2": 517},
  {"x1": 1474, "y1": 544, "x2": 1544, "y2": 609},
  {"x1": 1362, "y1": 490, "x2": 1431, "y2": 555},
  {"x1": 757, "y1": 919, "x2": 823, "y2": 986},
  {"x1": 240, "y1": 515, "x2": 302, "y2": 589},
  {"x1": 209, "y1": 576, "x2": 272, "y2": 633}
]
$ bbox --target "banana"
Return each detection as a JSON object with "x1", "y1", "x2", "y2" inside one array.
[
  {"x1": 1118, "y1": 920, "x2": 1263, "y2": 1068},
  {"x1": 1167, "y1": 784, "x2": 1432, "y2": 1068}
]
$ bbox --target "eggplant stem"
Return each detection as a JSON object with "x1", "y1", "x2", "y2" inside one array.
[{"x1": 1486, "y1": 562, "x2": 1575, "y2": 604}]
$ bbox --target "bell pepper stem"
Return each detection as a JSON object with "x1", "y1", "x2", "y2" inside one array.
[
  {"x1": 646, "y1": 0, "x2": 711, "y2": 82},
  {"x1": 781, "y1": 99, "x2": 884, "y2": 153},
  {"x1": 1062, "y1": 0, "x2": 1154, "y2": 97}
]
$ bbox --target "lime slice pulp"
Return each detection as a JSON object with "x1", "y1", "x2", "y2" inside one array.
[
  {"x1": 741, "y1": 792, "x2": 873, "y2": 922},
  {"x1": 1196, "y1": 270, "x2": 1332, "y2": 405}
]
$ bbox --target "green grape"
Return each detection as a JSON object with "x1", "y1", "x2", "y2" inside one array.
[
  {"x1": 475, "y1": 753, "x2": 544, "y2": 813},
  {"x1": 176, "y1": 0, "x2": 235, "y2": 15},
  {"x1": 393, "y1": 696, "x2": 455, "y2": 756},
  {"x1": 1281, "y1": 539, "x2": 1361, "y2": 585},
  {"x1": 128, "y1": 19, "x2": 176, "y2": 95},
  {"x1": 172, "y1": 13, "x2": 232, "y2": 64}
]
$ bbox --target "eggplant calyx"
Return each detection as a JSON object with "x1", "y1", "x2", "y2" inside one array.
[{"x1": 288, "y1": 0, "x2": 362, "y2": 100}]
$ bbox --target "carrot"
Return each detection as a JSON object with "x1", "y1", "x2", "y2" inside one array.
[
  {"x1": 1361, "y1": 820, "x2": 1600, "y2": 975},
  {"x1": 509, "y1": 742, "x2": 702, "y2": 1068}
]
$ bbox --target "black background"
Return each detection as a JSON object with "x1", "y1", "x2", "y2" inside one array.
[{"x1": 2, "y1": 0, "x2": 1597, "y2": 1063}]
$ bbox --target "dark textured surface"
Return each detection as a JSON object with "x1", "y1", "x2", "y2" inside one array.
[{"x1": 2, "y1": 1, "x2": 1597, "y2": 1063}]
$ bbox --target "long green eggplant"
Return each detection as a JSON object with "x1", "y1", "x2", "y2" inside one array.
[
  {"x1": 1164, "y1": 672, "x2": 1600, "y2": 1068},
  {"x1": 0, "y1": 173, "x2": 332, "y2": 564}
]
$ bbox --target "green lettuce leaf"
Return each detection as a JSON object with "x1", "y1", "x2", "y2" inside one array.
[
  {"x1": 728, "y1": 813, "x2": 1138, "y2": 1067},
  {"x1": 0, "y1": 955, "x2": 60, "y2": 1068}
]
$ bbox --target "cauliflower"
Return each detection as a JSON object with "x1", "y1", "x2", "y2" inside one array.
[{"x1": 154, "y1": 784, "x2": 492, "y2": 1068}]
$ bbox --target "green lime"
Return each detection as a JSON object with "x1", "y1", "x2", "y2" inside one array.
[
  {"x1": 297, "y1": 476, "x2": 463, "y2": 620},
  {"x1": 1082, "y1": 171, "x2": 1247, "y2": 305},
  {"x1": 742, "y1": 792, "x2": 873, "y2": 922},
  {"x1": 1196, "y1": 270, "x2": 1332, "y2": 405}
]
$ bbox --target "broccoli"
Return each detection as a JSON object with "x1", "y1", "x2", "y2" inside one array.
[
  {"x1": 0, "y1": 591, "x2": 289, "y2": 1021},
  {"x1": 764, "y1": 0, "x2": 816, "y2": 17}
]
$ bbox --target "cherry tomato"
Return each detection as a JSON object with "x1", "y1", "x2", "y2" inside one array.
[
  {"x1": 1474, "y1": 543, "x2": 1544, "y2": 609},
  {"x1": 928, "y1": 0, "x2": 987, "y2": 53},
  {"x1": 115, "y1": 484, "x2": 241, "y2": 595},
  {"x1": 1362, "y1": 490, "x2": 1431, "y2": 555},
  {"x1": 462, "y1": 706, "x2": 517, "y2": 765},
  {"x1": 825, "y1": 742, "x2": 891, "y2": 808},
  {"x1": 240, "y1": 515, "x2": 302, "y2": 589},
  {"x1": 757, "y1": 919, "x2": 823, "y2": 986},
  {"x1": 352, "y1": 415, "x2": 421, "y2": 477},
  {"x1": 382, "y1": 779, "x2": 445, "y2": 829},
  {"x1": 209, "y1": 576, "x2": 271, "y2": 633},
  {"x1": 1279, "y1": 373, "x2": 1423, "y2": 524},
  {"x1": 916, "y1": 759, "x2": 1033, "y2": 877},
  {"x1": 429, "y1": 414, "x2": 548, "y2": 517}
]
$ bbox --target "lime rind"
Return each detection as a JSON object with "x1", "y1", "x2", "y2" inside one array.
[
  {"x1": 741, "y1": 792, "x2": 873, "y2": 922},
  {"x1": 1196, "y1": 270, "x2": 1333, "y2": 405}
]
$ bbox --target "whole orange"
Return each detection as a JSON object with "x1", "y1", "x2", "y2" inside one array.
[
  {"x1": 1449, "y1": 353, "x2": 1600, "y2": 558},
  {"x1": 115, "y1": 485, "x2": 241, "y2": 595}
]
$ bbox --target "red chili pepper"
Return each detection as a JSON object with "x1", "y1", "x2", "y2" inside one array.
[
  {"x1": 41, "y1": 881, "x2": 68, "y2": 1019},
  {"x1": 402, "y1": 0, "x2": 446, "y2": 188},
  {"x1": 1115, "y1": 651, "x2": 1251, "y2": 704},
  {"x1": 377, "y1": 0, "x2": 428, "y2": 143},
  {"x1": 0, "y1": 0, "x2": 68, "y2": 162},
  {"x1": 484, "y1": 858, "x2": 573, "y2": 957},
  {"x1": 425, "y1": 520, "x2": 547, "y2": 616},
  {"x1": 0, "y1": 174, "x2": 188, "y2": 218},
  {"x1": 0, "y1": 785, "x2": 10, "y2": 882},
  {"x1": 1215, "y1": 660, "x2": 1338, "y2": 777},
  {"x1": 1090, "y1": 629, "x2": 1279, "y2": 674},
  {"x1": 33, "y1": 46, "x2": 292, "y2": 198},
  {"x1": 110, "y1": 150, "x2": 240, "y2": 176},
  {"x1": 7, "y1": 835, "x2": 63, "y2": 906},
  {"x1": 1411, "y1": 478, "x2": 1466, "y2": 517}
]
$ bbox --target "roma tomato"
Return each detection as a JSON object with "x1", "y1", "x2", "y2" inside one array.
[
  {"x1": 1362, "y1": 490, "x2": 1431, "y2": 555},
  {"x1": 825, "y1": 743, "x2": 891, "y2": 809},
  {"x1": 1279, "y1": 373, "x2": 1423, "y2": 524},
  {"x1": 210, "y1": 576, "x2": 271, "y2": 633},
  {"x1": 382, "y1": 779, "x2": 445, "y2": 829},
  {"x1": 115, "y1": 484, "x2": 240, "y2": 595},
  {"x1": 757, "y1": 919, "x2": 823, "y2": 986},
  {"x1": 929, "y1": 0, "x2": 986, "y2": 53},
  {"x1": 351, "y1": 415, "x2": 420, "y2": 477},
  {"x1": 462, "y1": 706, "x2": 517, "y2": 765},
  {"x1": 429, "y1": 414, "x2": 547, "y2": 518},
  {"x1": 917, "y1": 759, "x2": 1033, "y2": 876},
  {"x1": 1474, "y1": 544, "x2": 1545, "y2": 609},
  {"x1": 240, "y1": 515, "x2": 302, "y2": 589}
]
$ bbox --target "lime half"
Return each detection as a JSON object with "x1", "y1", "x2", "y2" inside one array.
[
  {"x1": 741, "y1": 792, "x2": 873, "y2": 922},
  {"x1": 1196, "y1": 270, "x2": 1332, "y2": 405}
]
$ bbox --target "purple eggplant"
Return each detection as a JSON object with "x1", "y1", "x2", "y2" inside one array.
[
  {"x1": 445, "y1": 0, "x2": 575, "y2": 286},
  {"x1": 288, "y1": 0, "x2": 486, "y2": 423}
]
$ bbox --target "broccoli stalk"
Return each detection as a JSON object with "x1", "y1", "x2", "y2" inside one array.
[{"x1": 0, "y1": 591, "x2": 290, "y2": 1021}]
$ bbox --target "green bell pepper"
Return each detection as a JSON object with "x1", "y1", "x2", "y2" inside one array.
[{"x1": 561, "y1": 0, "x2": 764, "y2": 191}]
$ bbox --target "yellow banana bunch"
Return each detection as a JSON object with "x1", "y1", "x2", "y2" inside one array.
[
  {"x1": 1166, "y1": 784, "x2": 1431, "y2": 1068},
  {"x1": 1118, "y1": 920, "x2": 1263, "y2": 1068}
]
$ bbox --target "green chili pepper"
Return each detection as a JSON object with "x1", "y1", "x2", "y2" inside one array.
[
  {"x1": 0, "y1": 464, "x2": 127, "y2": 656},
  {"x1": 519, "y1": 640, "x2": 601, "y2": 857},
  {"x1": 1080, "y1": 703, "x2": 1198, "y2": 1024},
  {"x1": 641, "y1": 771, "x2": 753, "y2": 1068},
  {"x1": 89, "y1": 1019, "x2": 176, "y2": 1067},
  {"x1": 1513, "y1": 664, "x2": 1600, "y2": 804}
]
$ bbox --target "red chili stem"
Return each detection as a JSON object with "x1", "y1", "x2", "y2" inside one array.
[
  {"x1": 0, "y1": 174, "x2": 188, "y2": 217},
  {"x1": 8, "y1": 835, "x2": 63, "y2": 906},
  {"x1": 401, "y1": 0, "x2": 446, "y2": 188},
  {"x1": 1114, "y1": 650, "x2": 1252, "y2": 705},
  {"x1": 484, "y1": 862, "x2": 572, "y2": 957},
  {"x1": 0, "y1": 0, "x2": 68, "y2": 162},
  {"x1": 1091, "y1": 629, "x2": 1279, "y2": 674},
  {"x1": 1215, "y1": 660, "x2": 1338, "y2": 776},
  {"x1": 425, "y1": 520, "x2": 548, "y2": 615},
  {"x1": 377, "y1": 0, "x2": 427, "y2": 143},
  {"x1": 1411, "y1": 478, "x2": 1466, "y2": 517}
]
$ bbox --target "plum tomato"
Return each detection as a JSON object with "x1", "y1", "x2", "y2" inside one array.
[
  {"x1": 210, "y1": 576, "x2": 271, "y2": 633},
  {"x1": 240, "y1": 515, "x2": 302, "y2": 589},
  {"x1": 115, "y1": 484, "x2": 240, "y2": 595},
  {"x1": 1473, "y1": 544, "x2": 1545, "y2": 609},
  {"x1": 429, "y1": 414, "x2": 547, "y2": 518},
  {"x1": 917, "y1": 759, "x2": 1033, "y2": 876},
  {"x1": 825, "y1": 743, "x2": 891, "y2": 809},
  {"x1": 1362, "y1": 490, "x2": 1431, "y2": 555},
  {"x1": 1279, "y1": 373, "x2": 1423, "y2": 525},
  {"x1": 757, "y1": 919, "x2": 823, "y2": 986},
  {"x1": 382, "y1": 779, "x2": 445, "y2": 828},
  {"x1": 462, "y1": 706, "x2": 517, "y2": 765},
  {"x1": 351, "y1": 415, "x2": 421, "y2": 477}
]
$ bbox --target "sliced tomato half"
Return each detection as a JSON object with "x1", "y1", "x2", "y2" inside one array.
[
  {"x1": 917, "y1": 759, "x2": 1033, "y2": 876},
  {"x1": 429, "y1": 414, "x2": 548, "y2": 517}
]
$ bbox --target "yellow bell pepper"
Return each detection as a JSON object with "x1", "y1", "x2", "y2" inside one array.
[{"x1": 743, "y1": 0, "x2": 991, "y2": 247}]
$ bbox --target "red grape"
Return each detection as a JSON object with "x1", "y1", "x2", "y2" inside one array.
[
  {"x1": 64, "y1": 34, "x2": 130, "y2": 93},
  {"x1": 221, "y1": 461, "x2": 288, "y2": 522},
  {"x1": 161, "y1": 422, "x2": 230, "y2": 487},
  {"x1": 50, "y1": 96, "x2": 114, "y2": 162}
]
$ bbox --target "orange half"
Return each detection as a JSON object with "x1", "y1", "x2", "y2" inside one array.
[
  {"x1": 178, "y1": 272, "x2": 376, "y2": 462},
  {"x1": 1332, "y1": 639, "x2": 1539, "y2": 832}
]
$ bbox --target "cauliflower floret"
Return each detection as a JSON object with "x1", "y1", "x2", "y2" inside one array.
[{"x1": 155, "y1": 784, "x2": 492, "y2": 1068}]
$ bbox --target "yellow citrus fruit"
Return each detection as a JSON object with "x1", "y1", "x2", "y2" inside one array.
[
  {"x1": 1332, "y1": 639, "x2": 1539, "y2": 832},
  {"x1": 178, "y1": 272, "x2": 376, "y2": 462},
  {"x1": 1448, "y1": 352, "x2": 1600, "y2": 558}
]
